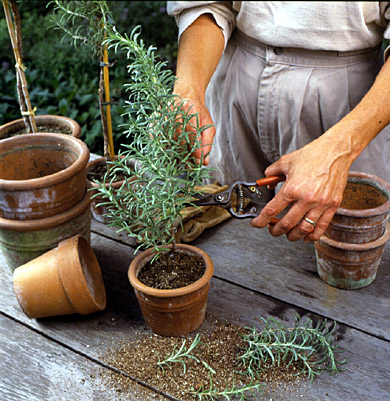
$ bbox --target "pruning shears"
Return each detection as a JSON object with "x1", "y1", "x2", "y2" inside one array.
[{"x1": 190, "y1": 175, "x2": 285, "y2": 221}]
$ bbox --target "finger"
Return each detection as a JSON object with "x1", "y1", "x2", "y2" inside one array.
[
  {"x1": 250, "y1": 196, "x2": 291, "y2": 228},
  {"x1": 286, "y1": 212, "x2": 323, "y2": 242},
  {"x1": 304, "y1": 207, "x2": 336, "y2": 242},
  {"x1": 193, "y1": 125, "x2": 215, "y2": 165}
]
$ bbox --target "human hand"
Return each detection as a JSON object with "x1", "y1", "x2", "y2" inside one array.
[
  {"x1": 250, "y1": 133, "x2": 353, "y2": 242},
  {"x1": 173, "y1": 93, "x2": 215, "y2": 165}
]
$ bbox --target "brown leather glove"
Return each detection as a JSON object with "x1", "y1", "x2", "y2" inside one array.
[{"x1": 175, "y1": 182, "x2": 232, "y2": 243}]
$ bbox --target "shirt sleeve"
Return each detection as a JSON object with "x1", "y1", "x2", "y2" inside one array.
[
  {"x1": 167, "y1": 1, "x2": 236, "y2": 49},
  {"x1": 381, "y1": 2, "x2": 390, "y2": 60}
]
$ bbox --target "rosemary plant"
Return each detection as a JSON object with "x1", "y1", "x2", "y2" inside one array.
[
  {"x1": 158, "y1": 334, "x2": 215, "y2": 375},
  {"x1": 187, "y1": 378, "x2": 263, "y2": 401},
  {"x1": 238, "y1": 314, "x2": 347, "y2": 382},
  {"x1": 49, "y1": 0, "x2": 115, "y2": 160},
  {"x1": 94, "y1": 27, "x2": 211, "y2": 255}
]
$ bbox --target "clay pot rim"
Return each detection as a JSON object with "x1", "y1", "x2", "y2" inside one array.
[
  {"x1": 0, "y1": 190, "x2": 91, "y2": 231},
  {"x1": 58, "y1": 235, "x2": 106, "y2": 314},
  {"x1": 0, "y1": 133, "x2": 89, "y2": 190},
  {"x1": 336, "y1": 171, "x2": 390, "y2": 217},
  {"x1": 128, "y1": 243, "x2": 214, "y2": 298},
  {"x1": 318, "y1": 222, "x2": 390, "y2": 251},
  {"x1": 0, "y1": 114, "x2": 81, "y2": 138},
  {"x1": 86, "y1": 155, "x2": 134, "y2": 190}
]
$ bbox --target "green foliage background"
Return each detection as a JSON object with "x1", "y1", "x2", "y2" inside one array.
[{"x1": 0, "y1": 0, "x2": 178, "y2": 154}]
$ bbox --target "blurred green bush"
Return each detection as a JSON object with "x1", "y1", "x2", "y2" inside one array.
[{"x1": 0, "y1": 1, "x2": 178, "y2": 155}]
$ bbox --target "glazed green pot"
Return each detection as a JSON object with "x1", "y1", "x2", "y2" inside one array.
[{"x1": 0, "y1": 191, "x2": 92, "y2": 271}]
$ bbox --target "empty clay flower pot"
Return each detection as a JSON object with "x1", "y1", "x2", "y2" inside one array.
[
  {"x1": 0, "y1": 190, "x2": 92, "y2": 271},
  {"x1": 128, "y1": 244, "x2": 214, "y2": 336},
  {"x1": 0, "y1": 115, "x2": 81, "y2": 139},
  {"x1": 13, "y1": 234, "x2": 106, "y2": 319},
  {"x1": 325, "y1": 171, "x2": 390, "y2": 244},
  {"x1": 0, "y1": 132, "x2": 89, "y2": 220},
  {"x1": 315, "y1": 223, "x2": 390, "y2": 290}
]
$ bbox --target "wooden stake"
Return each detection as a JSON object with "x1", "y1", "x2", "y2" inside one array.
[{"x1": 2, "y1": 0, "x2": 37, "y2": 133}]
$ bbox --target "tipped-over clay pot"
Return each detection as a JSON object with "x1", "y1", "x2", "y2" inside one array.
[
  {"x1": 128, "y1": 244, "x2": 214, "y2": 336},
  {"x1": 13, "y1": 235, "x2": 106, "y2": 318}
]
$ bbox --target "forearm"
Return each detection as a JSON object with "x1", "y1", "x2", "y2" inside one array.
[
  {"x1": 324, "y1": 56, "x2": 390, "y2": 163},
  {"x1": 174, "y1": 14, "x2": 225, "y2": 102}
]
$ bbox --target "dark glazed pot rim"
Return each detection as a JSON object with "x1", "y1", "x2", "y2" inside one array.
[{"x1": 336, "y1": 171, "x2": 390, "y2": 217}]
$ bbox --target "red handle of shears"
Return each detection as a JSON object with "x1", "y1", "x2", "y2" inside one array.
[
  {"x1": 255, "y1": 175, "x2": 285, "y2": 224},
  {"x1": 255, "y1": 175, "x2": 285, "y2": 189}
]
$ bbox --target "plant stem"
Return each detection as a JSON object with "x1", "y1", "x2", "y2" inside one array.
[{"x1": 2, "y1": 0, "x2": 37, "y2": 132}]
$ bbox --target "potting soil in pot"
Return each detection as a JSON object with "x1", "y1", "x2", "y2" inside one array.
[
  {"x1": 341, "y1": 182, "x2": 387, "y2": 210},
  {"x1": 137, "y1": 250, "x2": 206, "y2": 289}
]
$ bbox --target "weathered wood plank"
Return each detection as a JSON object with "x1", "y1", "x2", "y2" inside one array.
[
  {"x1": 1, "y1": 232, "x2": 389, "y2": 400},
  {"x1": 0, "y1": 314, "x2": 169, "y2": 401},
  {"x1": 92, "y1": 218, "x2": 390, "y2": 341}
]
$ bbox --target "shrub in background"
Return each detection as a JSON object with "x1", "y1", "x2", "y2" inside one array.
[{"x1": 0, "y1": 1, "x2": 178, "y2": 155}]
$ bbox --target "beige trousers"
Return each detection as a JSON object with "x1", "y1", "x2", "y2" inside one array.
[{"x1": 205, "y1": 29, "x2": 390, "y2": 200}]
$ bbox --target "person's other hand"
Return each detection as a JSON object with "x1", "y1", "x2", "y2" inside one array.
[
  {"x1": 173, "y1": 94, "x2": 215, "y2": 165},
  {"x1": 250, "y1": 132, "x2": 353, "y2": 242}
]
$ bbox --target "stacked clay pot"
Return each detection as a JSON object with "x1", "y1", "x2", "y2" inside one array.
[
  {"x1": 315, "y1": 171, "x2": 390, "y2": 289},
  {"x1": 0, "y1": 133, "x2": 91, "y2": 271}
]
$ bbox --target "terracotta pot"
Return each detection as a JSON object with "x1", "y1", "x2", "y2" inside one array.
[
  {"x1": 315, "y1": 222, "x2": 390, "y2": 289},
  {"x1": 0, "y1": 190, "x2": 92, "y2": 271},
  {"x1": 0, "y1": 133, "x2": 89, "y2": 220},
  {"x1": 128, "y1": 244, "x2": 214, "y2": 336},
  {"x1": 13, "y1": 234, "x2": 106, "y2": 319},
  {"x1": 325, "y1": 171, "x2": 390, "y2": 244},
  {"x1": 0, "y1": 115, "x2": 81, "y2": 139},
  {"x1": 86, "y1": 156, "x2": 134, "y2": 224}
]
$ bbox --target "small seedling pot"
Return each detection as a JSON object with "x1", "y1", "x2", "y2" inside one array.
[
  {"x1": 128, "y1": 244, "x2": 214, "y2": 336},
  {"x1": 315, "y1": 222, "x2": 390, "y2": 289},
  {"x1": 0, "y1": 115, "x2": 81, "y2": 139},
  {"x1": 324, "y1": 171, "x2": 390, "y2": 244},
  {"x1": 13, "y1": 234, "x2": 106, "y2": 319},
  {"x1": 86, "y1": 156, "x2": 135, "y2": 224},
  {"x1": 0, "y1": 190, "x2": 92, "y2": 271},
  {"x1": 0, "y1": 133, "x2": 89, "y2": 220}
]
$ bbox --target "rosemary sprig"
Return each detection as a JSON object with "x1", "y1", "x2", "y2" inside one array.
[
  {"x1": 186, "y1": 377, "x2": 263, "y2": 401},
  {"x1": 157, "y1": 334, "x2": 216, "y2": 375},
  {"x1": 238, "y1": 314, "x2": 348, "y2": 382}
]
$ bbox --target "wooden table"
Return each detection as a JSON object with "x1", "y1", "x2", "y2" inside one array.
[{"x1": 1, "y1": 216, "x2": 389, "y2": 400}]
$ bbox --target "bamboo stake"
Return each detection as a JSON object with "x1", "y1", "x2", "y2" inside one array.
[
  {"x1": 2, "y1": 0, "x2": 37, "y2": 133},
  {"x1": 98, "y1": 65, "x2": 109, "y2": 161},
  {"x1": 102, "y1": 43, "x2": 115, "y2": 161}
]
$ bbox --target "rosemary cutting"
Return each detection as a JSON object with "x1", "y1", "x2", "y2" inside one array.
[{"x1": 238, "y1": 314, "x2": 348, "y2": 382}]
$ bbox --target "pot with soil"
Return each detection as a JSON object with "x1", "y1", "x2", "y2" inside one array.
[
  {"x1": 86, "y1": 156, "x2": 134, "y2": 224},
  {"x1": 0, "y1": 132, "x2": 89, "y2": 220},
  {"x1": 0, "y1": 114, "x2": 82, "y2": 140},
  {"x1": 13, "y1": 234, "x2": 106, "y2": 318},
  {"x1": 315, "y1": 171, "x2": 390, "y2": 289},
  {"x1": 128, "y1": 243, "x2": 214, "y2": 336}
]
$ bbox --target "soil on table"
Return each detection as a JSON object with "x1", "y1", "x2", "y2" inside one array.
[
  {"x1": 137, "y1": 250, "x2": 206, "y2": 289},
  {"x1": 341, "y1": 182, "x2": 387, "y2": 210},
  {"x1": 99, "y1": 317, "x2": 305, "y2": 401}
]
